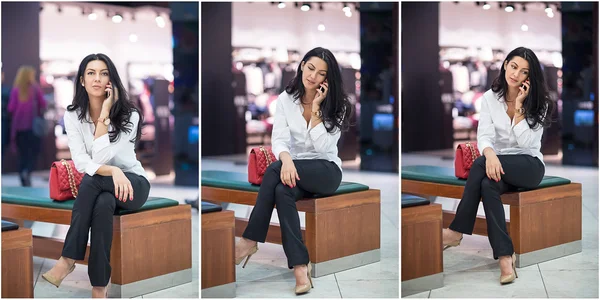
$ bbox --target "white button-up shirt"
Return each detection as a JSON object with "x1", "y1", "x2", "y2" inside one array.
[
  {"x1": 271, "y1": 91, "x2": 343, "y2": 172},
  {"x1": 477, "y1": 89, "x2": 545, "y2": 166},
  {"x1": 63, "y1": 109, "x2": 147, "y2": 179}
]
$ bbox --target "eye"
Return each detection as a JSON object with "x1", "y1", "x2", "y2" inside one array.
[
  {"x1": 511, "y1": 65, "x2": 517, "y2": 69},
  {"x1": 102, "y1": 72, "x2": 109, "y2": 76},
  {"x1": 87, "y1": 72, "x2": 94, "y2": 75},
  {"x1": 308, "y1": 67, "x2": 315, "y2": 71}
]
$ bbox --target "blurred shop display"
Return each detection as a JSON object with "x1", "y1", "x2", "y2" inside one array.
[{"x1": 560, "y1": 2, "x2": 598, "y2": 166}]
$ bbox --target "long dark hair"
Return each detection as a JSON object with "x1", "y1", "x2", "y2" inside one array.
[
  {"x1": 491, "y1": 47, "x2": 554, "y2": 129},
  {"x1": 285, "y1": 47, "x2": 352, "y2": 133},
  {"x1": 67, "y1": 53, "x2": 143, "y2": 143}
]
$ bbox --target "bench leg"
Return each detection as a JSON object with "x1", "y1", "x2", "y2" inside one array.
[
  {"x1": 510, "y1": 184, "x2": 583, "y2": 267},
  {"x1": 201, "y1": 211, "x2": 236, "y2": 298},
  {"x1": 305, "y1": 201, "x2": 381, "y2": 277},
  {"x1": 108, "y1": 206, "x2": 193, "y2": 298},
  {"x1": 2, "y1": 228, "x2": 34, "y2": 298}
]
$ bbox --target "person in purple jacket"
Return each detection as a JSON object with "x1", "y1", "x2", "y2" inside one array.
[{"x1": 7, "y1": 66, "x2": 47, "y2": 186}]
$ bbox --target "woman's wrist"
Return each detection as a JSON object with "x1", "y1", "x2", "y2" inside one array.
[{"x1": 312, "y1": 104, "x2": 320, "y2": 112}]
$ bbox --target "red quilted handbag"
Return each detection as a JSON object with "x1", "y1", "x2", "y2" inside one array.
[
  {"x1": 454, "y1": 142, "x2": 481, "y2": 179},
  {"x1": 248, "y1": 146, "x2": 277, "y2": 185},
  {"x1": 49, "y1": 159, "x2": 84, "y2": 201}
]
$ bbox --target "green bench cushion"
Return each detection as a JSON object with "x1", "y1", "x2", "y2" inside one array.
[
  {"x1": 1, "y1": 187, "x2": 180, "y2": 215},
  {"x1": 201, "y1": 170, "x2": 369, "y2": 197},
  {"x1": 402, "y1": 165, "x2": 571, "y2": 190}
]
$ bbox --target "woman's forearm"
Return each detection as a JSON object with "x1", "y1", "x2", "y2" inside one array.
[
  {"x1": 94, "y1": 107, "x2": 110, "y2": 140},
  {"x1": 279, "y1": 151, "x2": 293, "y2": 164},
  {"x1": 95, "y1": 165, "x2": 116, "y2": 176},
  {"x1": 482, "y1": 147, "x2": 496, "y2": 158}
]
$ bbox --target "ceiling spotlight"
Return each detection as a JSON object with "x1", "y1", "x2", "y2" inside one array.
[
  {"x1": 318, "y1": 23, "x2": 325, "y2": 31},
  {"x1": 342, "y1": 3, "x2": 351, "y2": 12},
  {"x1": 482, "y1": 2, "x2": 491, "y2": 10},
  {"x1": 81, "y1": 7, "x2": 86, "y2": 16},
  {"x1": 319, "y1": 3, "x2": 323, "y2": 11},
  {"x1": 57, "y1": 5, "x2": 62, "y2": 13},
  {"x1": 475, "y1": 1, "x2": 480, "y2": 6},
  {"x1": 129, "y1": 34, "x2": 138, "y2": 43},
  {"x1": 355, "y1": 3, "x2": 360, "y2": 11},
  {"x1": 522, "y1": 4, "x2": 526, "y2": 12},
  {"x1": 131, "y1": 12, "x2": 135, "y2": 21},
  {"x1": 345, "y1": 10, "x2": 352, "y2": 17},
  {"x1": 545, "y1": 4, "x2": 552, "y2": 14},
  {"x1": 156, "y1": 14, "x2": 166, "y2": 28},
  {"x1": 498, "y1": 2, "x2": 503, "y2": 9},
  {"x1": 294, "y1": 2, "x2": 299, "y2": 8},
  {"x1": 505, "y1": 4, "x2": 514, "y2": 12},
  {"x1": 112, "y1": 13, "x2": 123, "y2": 23},
  {"x1": 301, "y1": 3, "x2": 310, "y2": 11},
  {"x1": 88, "y1": 12, "x2": 97, "y2": 21},
  {"x1": 547, "y1": 11, "x2": 554, "y2": 18},
  {"x1": 278, "y1": 2, "x2": 286, "y2": 9},
  {"x1": 521, "y1": 24, "x2": 528, "y2": 31}
]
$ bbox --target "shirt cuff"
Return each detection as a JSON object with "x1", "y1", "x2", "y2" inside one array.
[
  {"x1": 85, "y1": 161, "x2": 102, "y2": 176},
  {"x1": 272, "y1": 144, "x2": 290, "y2": 161}
]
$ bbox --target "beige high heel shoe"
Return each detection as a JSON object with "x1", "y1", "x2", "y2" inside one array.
[
  {"x1": 42, "y1": 263, "x2": 76, "y2": 288},
  {"x1": 500, "y1": 253, "x2": 518, "y2": 284},
  {"x1": 442, "y1": 229, "x2": 463, "y2": 250},
  {"x1": 294, "y1": 262, "x2": 314, "y2": 295},
  {"x1": 235, "y1": 244, "x2": 258, "y2": 268}
]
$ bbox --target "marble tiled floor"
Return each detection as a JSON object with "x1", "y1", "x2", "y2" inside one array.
[
  {"x1": 1, "y1": 171, "x2": 199, "y2": 298},
  {"x1": 201, "y1": 159, "x2": 400, "y2": 298},
  {"x1": 401, "y1": 153, "x2": 599, "y2": 298}
]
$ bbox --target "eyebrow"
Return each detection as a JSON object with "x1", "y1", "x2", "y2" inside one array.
[
  {"x1": 86, "y1": 69, "x2": 109, "y2": 72},
  {"x1": 308, "y1": 63, "x2": 327, "y2": 73},
  {"x1": 510, "y1": 62, "x2": 529, "y2": 70}
]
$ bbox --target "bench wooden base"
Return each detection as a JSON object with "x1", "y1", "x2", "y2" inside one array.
[
  {"x1": 402, "y1": 180, "x2": 583, "y2": 267},
  {"x1": 401, "y1": 203, "x2": 443, "y2": 294},
  {"x1": 1, "y1": 227, "x2": 34, "y2": 298},
  {"x1": 1, "y1": 203, "x2": 192, "y2": 297},
  {"x1": 201, "y1": 210, "x2": 235, "y2": 298},
  {"x1": 202, "y1": 187, "x2": 381, "y2": 277}
]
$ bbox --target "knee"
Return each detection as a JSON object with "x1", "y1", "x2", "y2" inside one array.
[
  {"x1": 474, "y1": 155, "x2": 486, "y2": 168},
  {"x1": 265, "y1": 160, "x2": 283, "y2": 178},
  {"x1": 80, "y1": 174, "x2": 101, "y2": 189},
  {"x1": 94, "y1": 192, "x2": 116, "y2": 212}
]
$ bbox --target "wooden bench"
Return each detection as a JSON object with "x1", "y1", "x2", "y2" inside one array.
[
  {"x1": 2, "y1": 221, "x2": 33, "y2": 298},
  {"x1": 401, "y1": 165, "x2": 582, "y2": 267},
  {"x1": 1, "y1": 187, "x2": 192, "y2": 298},
  {"x1": 201, "y1": 170, "x2": 381, "y2": 277},
  {"x1": 201, "y1": 201, "x2": 235, "y2": 298},
  {"x1": 401, "y1": 194, "x2": 443, "y2": 295}
]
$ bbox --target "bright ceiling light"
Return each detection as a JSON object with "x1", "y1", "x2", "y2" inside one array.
[
  {"x1": 505, "y1": 5, "x2": 514, "y2": 12},
  {"x1": 301, "y1": 3, "x2": 311, "y2": 11},
  {"x1": 156, "y1": 15, "x2": 166, "y2": 28},
  {"x1": 318, "y1": 23, "x2": 325, "y2": 31},
  {"x1": 112, "y1": 14, "x2": 123, "y2": 23},
  {"x1": 483, "y1": 2, "x2": 491, "y2": 10},
  {"x1": 521, "y1": 24, "x2": 528, "y2": 31},
  {"x1": 129, "y1": 34, "x2": 138, "y2": 43},
  {"x1": 278, "y1": 2, "x2": 286, "y2": 9},
  {"x1": 88, "y1": 12, "x2": 97, "y2": 20}
]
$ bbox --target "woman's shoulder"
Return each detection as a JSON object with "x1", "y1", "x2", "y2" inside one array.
[{"x1": 482, "y1": 89, "x2": 502, "y2": 104}]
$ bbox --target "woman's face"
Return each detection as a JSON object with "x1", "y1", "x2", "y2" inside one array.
[
  {"x1": 81, "y1": 59, "x2": 110, "y2": 98},
  {"x1": 504, "y1": 56, "x2": 530, "y2": 88},
  {"x1": 301, "y1": 57, "x2": 328, "y2": 90}
]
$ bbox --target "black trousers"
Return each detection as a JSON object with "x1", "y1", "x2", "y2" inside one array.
[
  {"x1": 449, "y1": 154, "x2": 545, "y2": 259},
  {"x1": 243, "y1": 159, "x2": 342, "y2": 269},
  {"x1": 15, "y1": 130, "x2": 40, "y2": 186},
  {"x1": 62, "y1": 172, "x2": 151, "y2": 287}
]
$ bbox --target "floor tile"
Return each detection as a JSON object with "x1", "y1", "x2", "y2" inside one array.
[
  {"x1": 337, "y1": 279, "x2": 399, "y2": 298},
  {"x1": 442, "y1": 249, "x2": 538, "y2": 275},
  {"x1": 429, "y1": 270, "x2": 547, "y2": 298},
  {"x1": 235, "y1": 276, "x2": 341, "y2": 298},
  {"x1": 402, "y1": 290, "x2": 430, "y2": 298},
  {"x1": 538, "y1": 249, "x2": 599, "y2": 271},
  {"x1": 542, "y1": 269, "x2": 598, "y2": 298},
  {"x1": 334, "y1": 258, "x2": 398, "y2": 281}
]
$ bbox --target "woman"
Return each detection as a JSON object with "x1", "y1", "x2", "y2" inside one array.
[
  {"x1": 7, "y1": 66, "x2": 47, "y2": 186},
  {"x1": 443, "y1": 47, "x2": 554, "y2": 284},
  {"x1": 41, "y1": 53, "x2": 150, "y2": 298},
  {"x1": 235, "y1": 47, "x2": 352, "y2": 295}
]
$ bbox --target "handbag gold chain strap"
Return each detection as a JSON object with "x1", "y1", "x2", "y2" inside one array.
[
  {"x1": 61, "y1": 159, "x2": 79, "y2": 197},
  {"x1": 259, "y1": 146, "x2": 272, "y2": 166},
  {"x1": 466, "y1": 142, "x2": 478, "y2": 164}
]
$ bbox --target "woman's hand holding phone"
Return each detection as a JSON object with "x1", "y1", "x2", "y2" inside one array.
[
  {"x1": 102, "y1": 82, "x2": 118, "y2": 112},
  {"x1": 516, "y1": 78, "x2": 530, "y2": 105},
  {"x1": 313, "y1": 79, "x2": 329, "y2": 109}
]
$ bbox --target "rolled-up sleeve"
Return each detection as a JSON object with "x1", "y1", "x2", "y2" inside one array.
[
  {"x1": 91, "y1": 111, "x2": 139, "y2": 164},
  {"x1": 308, "y1": 122, "x2": 341, "y2": 154},
  {"x1": 64, "y1": 112, "x2": 102, "y2": 176},
  {"x1": 271, "y1": 98, "x2": 291, "y2": 159},
  {"x1": 477, "y1": 96, "x2": 496, "y2": 153}
]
